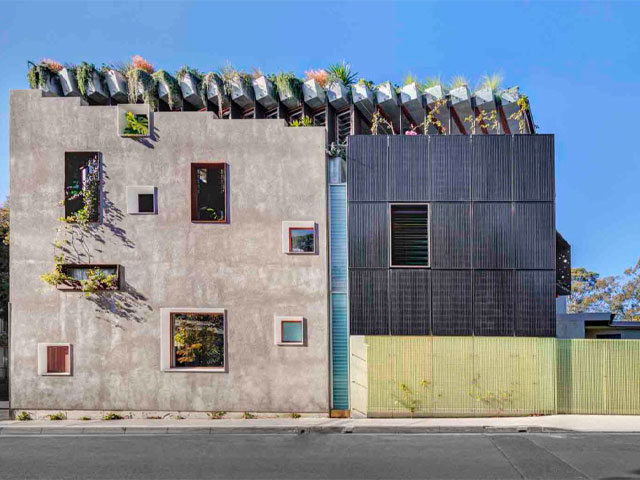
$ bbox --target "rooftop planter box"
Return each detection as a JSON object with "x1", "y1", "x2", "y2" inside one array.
[
  {"x1": 227, "y1": 73, "x2": 254, "y2": 109},
  {"x1": 84, "y1": 69, "x2": 109, "y2": 104},
  {"x1": 424, "y1": 84, "x2": 450, "y2": 134},
  {"x1": 27, "y1": 61, "x2": 62, "y2": 97},
  {"x1": 117, "y1": 104, "x2": 151, "y2": 138},
  {"x1": 204, "y1": 73, "x2": 230, "y2": 109},
  {"x1": 499, "y1": 86, "x2": 531, "y2": 134},
  {"x1": 399, "y1": 82, "x2": 425, "y2": 127},
  {"x1": 326, "y1": 81, "x2": 350, "y2": 110},
  {"x1": 105, "y1": 70, "x2": 128, "y2": 103},
  {"x1": 252, "y1": 75, "x2": 278, "y2": 109},
  {"x1": 473, "y1": 86, "x2": 498, "y2": 133},
  {"x1": 126, "y1": 68, "x2": 157, "y2": 107},
  {"x1": 351, "y1": 81, "x2": 375, "y2": 118},
  {"x1": 375, "y1": 81, "x2": 400, "y2": 131},
  {"x1": 56, "y1": 264, "x2": 120, "y2": 292},
  {"x1": 58, "y1": 68, "x2": 81, "y2": 97},
  {"x1": 154, "y1": 71, "x2": 183, "y2": 110},
  {"x1": 275, "y1": 74, "x2": 302, "y2": 110},
  {"x1": 177, "y1": 69, "x2": 204, "y2": 109},
  {"x1": 302, "y1": 78, "x2": 326, "y2": 110},
  {"x1": 449, "y1": 84, "x2": 473, "y2": 134}
]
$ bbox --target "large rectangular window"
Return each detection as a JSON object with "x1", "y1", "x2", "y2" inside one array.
[
  {"x1": 191, "y1": 163, "x2": 227, "y2": 223},
  {"x1": 57, "y1": 264, "x2": 120, "y2": 291},
  {"x1": 65, "y1": 152, "x2": 101, "y2": 222},
  {"x1": 170, "y1": 312, "x2": 225, "y2": 369},
  {"x1": 390, "y1": 204, "x2": 430, "y2": 267}
]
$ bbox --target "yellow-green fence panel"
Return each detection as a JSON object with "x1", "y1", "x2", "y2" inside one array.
[{"x1": 360, "y1": 336, "x2": 640, "y2": 417}]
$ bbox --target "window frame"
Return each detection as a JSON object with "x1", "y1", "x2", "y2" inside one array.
[
  {"x1": 64, "y1": 152, "x2": 102, "y2": 224},
  {"x1": 282, "y1": 221, "x2": 317, "y2": 255},
  {"x1": 56, "y1": 264, "x2": 121, "y2": 291},
  {"x1": 389, "y1": 203, "x2": 431, "y2": 269},
  {"x1": 274, "y1": 316, "x2": 306, "y2": 346},
  {"x1": 190, "y1": 163, "x2": 229, "y2": 224},
  {"x1": 160, "y1": 308, "x2": 227, "y2": 373},
  {"x1": 37, "y1": 343, "x2": 72, "y2": 376}
]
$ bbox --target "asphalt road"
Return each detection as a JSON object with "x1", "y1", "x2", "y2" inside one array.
[{"x1": 1, "y1": 433, "x2": 639, "y2": 479}]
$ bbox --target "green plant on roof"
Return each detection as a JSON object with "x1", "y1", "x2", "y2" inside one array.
[
  {"x1": 326, "y1": 60, "x2": 358, "y2": 86},
  {"x1": 424, "y1": 75, "x2": 443, "y2": 89},
  {"x1": 403, "y1": 72, "x2": 424, "y2": 90},
  {"x1": 219, "y1": 62, "x2": 252, "y2": 97},
  {"x1": 356, "y1": 78, "x2": 374, "y2": 90},
  {"x1": 153, "y1": 70, "x2": 182, "y2": 110},
  {"x1": 27, "y1": 59, "x2": 63, "y2": 89},
  {"x1": 175, "y1": 65, "x2": 202, "y2": 82},
  {"x1": 509, "y1": 95, "x2": 531, "y2": 133},
  {"x1": 449, "y1": 75, "x2": 469, "y2": 89},
  {"x1": 124, "y1": 60, "x2": 158, "y2": 109},
  {"x1": 273, "y1": 71, "x2": 302, "y2": 100},
  {"x1": 124, "y1": 111, "x2": 149, "y2": 136},
  {"x1": 75, "y1": 62, "x2": 104, "y2": 97},
  {"x1": 477, "y1": 73, "x2": 503, "y2": 91},
  {"x1": 290, "y1": 115, "x2": 313, "y2": 127}
]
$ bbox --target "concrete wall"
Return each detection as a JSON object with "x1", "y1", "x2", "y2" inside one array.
[{"x1": 9, "y1": 90, "x2": 329, "y2": 413}]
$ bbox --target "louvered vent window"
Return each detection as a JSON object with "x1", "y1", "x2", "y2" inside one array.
[
  {"x1": 336, "y1": 109, "x2": 351, "y2": 144},
  {"x1": 390, "y1": 204, "x2": 430, "y2": 267}
]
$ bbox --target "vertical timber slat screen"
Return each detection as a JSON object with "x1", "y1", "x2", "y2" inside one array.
[{"x1": 356, "y1": 337, "x2": 640, "y2": 417}]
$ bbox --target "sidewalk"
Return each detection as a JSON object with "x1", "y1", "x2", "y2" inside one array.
[{"x1": 2, "y1": 415, "x2": 640, "y2": 435}]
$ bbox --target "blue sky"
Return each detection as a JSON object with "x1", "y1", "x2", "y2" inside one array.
[{"x1": 0, "y1": 1, "x2": 638, "y2": 277}]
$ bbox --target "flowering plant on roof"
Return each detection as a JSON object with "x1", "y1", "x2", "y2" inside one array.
[
  {"x1": 132, "y1": 55, "x2": 154, "y2": 74},
  {"x1": 305, "y1": 69, "x2": 327, "y2": 87}
]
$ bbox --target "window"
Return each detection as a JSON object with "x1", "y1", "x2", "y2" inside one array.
[
  {"x1": 126, "y1": 186, "x2": 157, "y2": 214},
  {"x1": 160, "y1": 308, "x2": 226, "y2": 372},
  {"x1": 274, "y1": 316, "x2": 305, "y2": 346},
  {"x1": 117, "y1": 104, "x2": 150, "y2": 137},
  {"x1": 57, "y1": 264, "x2": 120, "y2": 291},
  {"x1": 390, "y1": 204, "x2": 430, "y2": 267},
  {"x1": 191, "y1": 163, "x2": 228, "y2": 223},
  {"x1": 37, "y1": 343, "x2": 71, "y2": 376},
  {"x1": 64, "y1": 152, "x2": 101, "y2": 222},
  {"x1": 282, "y1": 221, "x2": 317, "y2": 254}
]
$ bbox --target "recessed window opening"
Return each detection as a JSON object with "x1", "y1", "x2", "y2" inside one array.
[
  {"x1": 274, "y1": 316, "x2": 305, "y2": 346},
  {"x1": 170, "y1": 312, "x2": 225, "y2": 369},
  {"x1": 64, "y1": 152, "x2": 101, "y2": 222},
  {"x1": 289, "y1": 227, "x2": 315, "y2": 253},
  {"x1": 390, "y1": 204, "x2": 430, "y2": 267},
  {"x1": 47, "y1": 345, "x2": 69, "y2": 373},
  {"x1": 191, "y1": 163, "x2": 227, "y2": 223}
]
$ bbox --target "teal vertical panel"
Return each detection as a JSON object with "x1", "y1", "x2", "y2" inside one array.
[
  {"x1": 329, "y1": 184, "x2": 348, "y2": 409},
  {"x1": 330, "y1": 185, "x2": 348, "y2": 292},
  {"x1": 331, "y1": 293, "x2": 349, "y2": 409}
]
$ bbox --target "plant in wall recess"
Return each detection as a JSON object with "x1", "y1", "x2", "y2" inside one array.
[{"x1": 123, "y1": 111, "x2": 149, "y2": 136}]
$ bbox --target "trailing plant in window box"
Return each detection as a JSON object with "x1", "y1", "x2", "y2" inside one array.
[
  {"x1": 273, "y1": 71, "x2": 302, "y2": 109},
  {"x1": 220, "y1": 63, "x2": 254, "y2": 108},
  {"x1": 125, "y1": 57, "x2": 158, "y2": 108},
  {"x1": 202, "y1": 72, "x2": 228, "y2": 110},
  {"x1": 153, "y1": 70, "x2": 182, "y2": 110},
  {"x1": 27, "y1": 59, "x2": 63, "y2": 95},
  {"x1": 75, "y1": 62, "x2": 108, "y2": 102},
  {"x1": 176, "y1": 65, "x2": 204, "y2": 109}
]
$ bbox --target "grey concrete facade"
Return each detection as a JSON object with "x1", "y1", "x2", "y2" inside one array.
[{"x1": 9, "y1": 90, "x2": 329, "y2": 413}]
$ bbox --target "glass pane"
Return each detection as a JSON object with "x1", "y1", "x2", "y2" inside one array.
[
  {"x1": 47, "y1": 346, "x2": 69, "y2": 373},
  {"x1": 289, "y1": 228, "x2": 315, "y2": 253},
  {"x1": 195, "y1": 165, "x2": 226, "y2": 221},
  {"x1": 64, "y1": 152, "x2": 100, "y2": 222},
  {"x1": 172, "y1": 313, "x2": 225, "y2": 368},
  {"x1": 66, "y1": 266, "x2": 116, "y2": 281},
  {"x1": 281, "y1": 321, "x2": 303, "y2": 343},
  {"x1": 138, "y1": 193, "x2": 154, "y2": 213}
]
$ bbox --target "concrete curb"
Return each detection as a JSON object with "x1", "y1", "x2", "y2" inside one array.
[{"x1": 0, "y1": 425, "x2": 583, "y2": 435}]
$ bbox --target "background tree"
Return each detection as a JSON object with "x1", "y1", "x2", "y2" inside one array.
[
  {"x1": 568, "y1": 258, "x2": 640, "y2": 321},
  {"x1": 0, "y1": 197, "x2": 8, "y2": 337}
]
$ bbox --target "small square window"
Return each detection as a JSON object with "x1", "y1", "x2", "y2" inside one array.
[
  {"x1": 282, "y1": 221, "x2": 317, "y2": 254},
  {"x1": 138, "y1": 194, "x2": 155, "y2": 213},
  {"x1": 274, "y1": 316, "x2": 305, "y2": 346},
  {"x1": 38, "y1": 343, "x2": 72, "y2": 376},
  {"x1": 126, "y1": 186, "x2": 157, "y2": 215}
]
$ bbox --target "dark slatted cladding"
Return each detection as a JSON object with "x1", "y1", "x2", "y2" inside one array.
[
  {"x1": 432, "y1": 270, "x2": 472, "y2": 335},
  {"x1": 347, "y1": 135, "x2": 556, "y2": 337},
  {"x1": 390, "y1": 205, "x2": 429, "y2": 267},
  {"x1": 515, "y1": 271, "x2": 556, "y2": 336},
  {"x1": 349, "y1": 269, "x2": 389, "y2": 335},
  {"x1": 390, "y1": 270, "x2": 431, "y2": 335}
]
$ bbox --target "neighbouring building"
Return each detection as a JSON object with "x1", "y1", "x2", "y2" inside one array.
[{"x1": 8, "y1": 62, "x2": 640, "y2": 419}]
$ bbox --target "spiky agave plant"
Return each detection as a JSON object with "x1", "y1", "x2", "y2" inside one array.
[{"x1": 326, "y1": 61, "x2": 358, "y2": 86}]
